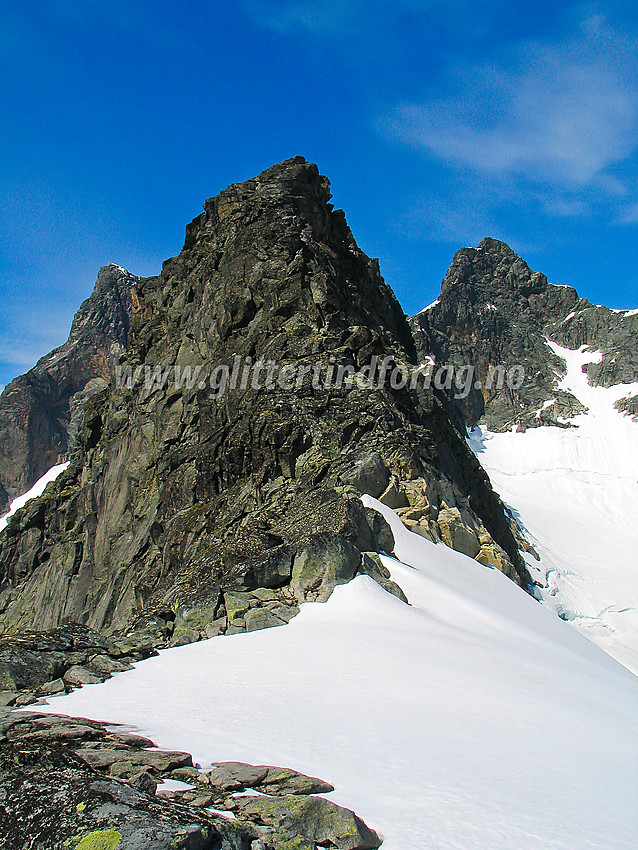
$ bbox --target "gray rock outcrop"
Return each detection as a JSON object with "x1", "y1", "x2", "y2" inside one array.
[{"x1": 0, "y1": 709, "x2": 380, "y2": 849}]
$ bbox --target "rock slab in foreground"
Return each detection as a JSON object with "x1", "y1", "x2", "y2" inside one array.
[{"x1": 0, "y1": 709, "x2": 382, "y2": 850}]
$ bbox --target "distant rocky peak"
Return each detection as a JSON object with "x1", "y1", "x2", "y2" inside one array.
[
  {"x1": 0, "y1": 264, "x2": 137, "y2": 510},
  {"x1": 412, "y1": 238, "x2": 638, "y2": 432},
  {"x1": 67, "y1": 263, "x2": 137, "y2": 352},
  {"x1": 440, "y1": 237, "x2": 549, "y2": 304}
]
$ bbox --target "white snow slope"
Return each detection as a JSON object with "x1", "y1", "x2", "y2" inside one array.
[
  {"x1": 468, "y1": 341, "x2": 638, "y2": 674},
  {"x1": 0, "y1": 461, "x2": 70, "y2": 532},
  {"x1": 37, "y1": 498, "x2": 638, "y2": 850}
]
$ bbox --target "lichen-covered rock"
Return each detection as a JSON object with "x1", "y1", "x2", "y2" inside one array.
[
  {"x1": 63, "y1": 666, "x2": 103, "y2": 687},
  {"x1": 206, "y1": 762, "x2": 333, "y2": 797},
  {"x1": 436, "y1": 507, "x2": 481, "y2": 558},
  {"x1": 0, "y1": 626, "x2": 154, "y2": 707},
  {"x1": 0, "y1": 711, "x2": 255, "y2": 850},
  {"x1": 233, "y1": 795, "x2": 382, "y2": 850},
  {"x1": 290, "y1": 534, "x2": 361, "y2": 603},
  {"x1": 77, "y1": 746, "x2": 193, "y2": 774},
  {"x1": 256, "y1": 767, "x2": 334, "y2": 797},
  {"x1": 72, "y1": 829, "x2": 123, "y2": 850},
  {"x1": 0, "y1": 710, "x2": 378, "y2": 849},
  {"x1": 244, "y1": 607, "x2": 288, "y2": 632}
]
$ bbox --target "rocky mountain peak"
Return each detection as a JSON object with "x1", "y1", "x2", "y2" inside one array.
[
  {"x1": 440, "y1": 237, "x2": 548, "y2": 304},
  {"x1": 132, "y1": 155, "x2": 415, "y2": 379},
  {"x1": 412, "y1": 239, "x2": 638, "y2": 431},
  {"x1": 0, "y1": 159, "x2": 529, "y2": 643}
]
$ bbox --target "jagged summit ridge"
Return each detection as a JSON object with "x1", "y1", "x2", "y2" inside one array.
[{"x1": 443, "y1": 237, "x2": 548, "y2": 298}]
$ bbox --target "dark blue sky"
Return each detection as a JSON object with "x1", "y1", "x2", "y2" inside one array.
[{"x1": 2, "y1": 1, "x2": 637, "y2": 387}]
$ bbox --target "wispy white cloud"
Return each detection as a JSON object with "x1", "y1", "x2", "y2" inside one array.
[
  {"x1": 383, "y1": 15, "x2": 638, "y2": 193},
  {"x1": 0, "y1": 342, "x2": 56, "y2": 371},
  {"x1": 395, "y1": 185, "x2": 542, "y2": 253}
]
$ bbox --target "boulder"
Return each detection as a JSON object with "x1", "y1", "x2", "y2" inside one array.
[
  {"x1": 476, "y1": 542, "x2": 514, "y2": 575},
  {"x1": 233, "y1": 794, "x2": 382, "y2": 850},
  {"x1": 244, "y1": 544, "x2": 293, "y2": 589},
  {"x1": 359, "y1": 552, "x2": 408, "y2": 603},
  {"x1": 169, "y1": 628, "x2": 201, "y2": 647},
  {"x1": 208, "y1": 761, "x2": 270, "y2": 791},
  {"x1": 76, "y1": 746, "x2": 192, "y2": 773},
  {"x1": 207, "y1": 762, "x2": 334, "y2": 797},
  {"x1": 290, "y1": 534, "x2": 361, "y2": 603},
  {"x1": 86, "y1": 654, "x2": 132, "y2": 677},
  {"x1": 363, "y1": 508, "x2": 395, "y2": 555},
  {"x1": 436, "y1": 507, "x2": 481, "y2": 558},
  {"x1": 62, "y1": 666, "x2": 102, "y2": 687},
  {"x1": 34, "y1": 678, "x2": 66, "y2": 696},
  {"x1": 378, "y1": 478, "x2": 408, "y2": 509},
  {"x1": 224, "y1": 591, "x2": 254, "y2": 628},
  {"x1": 342, "y1": 452, "x2": 390, "y2": 499},
  {"x1": 402, "y1": 478, "x2": 432, "y2": 510},
  {"x1": 129, "y1": 768, "x2": 158, "y2": 796},
  {"x1": 257, "y1": 766, "x2": 334, "y2": 796},
  {"x1": 244, "y1": 608, "x2": 286, "y2": 632},
  {"x1": 0, "y1": 651, "x2": 65, "y2": 693},
  {"x1": 204, "y1": 618, "x2": 227, "y2": 639},
  {"x1": 266, "y1": 603, "x2": 298, "y2": 624}
]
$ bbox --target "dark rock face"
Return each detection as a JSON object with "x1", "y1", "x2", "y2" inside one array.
[
  {"x1": 412, "y1": 237, "x2": 638, "y2": 432},
  {"x1": 0, "y1": 264, "x2": 136, "y2": 511},
  {"x1": 0, "y1": 159, "x2": 530, "y2": 642}
]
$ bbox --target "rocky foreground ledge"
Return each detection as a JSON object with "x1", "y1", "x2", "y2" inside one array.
[{"x1": 0, "y1": 708, "x2": 382, "y2": 850}]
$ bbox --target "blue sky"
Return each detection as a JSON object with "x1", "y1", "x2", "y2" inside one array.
[{"x1": 1, "y1": 0, "x2": 637, "y2": 387}]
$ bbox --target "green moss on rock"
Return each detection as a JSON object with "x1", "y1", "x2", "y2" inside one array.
[{"x1": 72, "y1": 828, "x2": 122, "y2": 850}]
